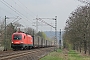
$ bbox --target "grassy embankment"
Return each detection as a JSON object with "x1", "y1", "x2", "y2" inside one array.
[{"x1": 40, "y1": 49, "x2": 90, "y2": 60}]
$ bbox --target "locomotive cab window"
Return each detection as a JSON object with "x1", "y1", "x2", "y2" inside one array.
[{"x1": 13, "y1": 34, "x2": 22, "y2": 40}]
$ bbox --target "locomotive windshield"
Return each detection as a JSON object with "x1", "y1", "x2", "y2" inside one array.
[{"x1": 13, "y1": 34, "x2": 22, "y2": 40}]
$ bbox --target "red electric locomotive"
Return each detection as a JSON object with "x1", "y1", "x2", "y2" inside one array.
[
  {"x1": 11, "y1": 31, "x2": 33, "y2": 50},
  {"x1": 11, "y1": 31, "x2": 54, "y2": 50}
]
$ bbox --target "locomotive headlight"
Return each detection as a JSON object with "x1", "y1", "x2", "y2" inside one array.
[
  {"x1": 21, "y1": 42, "x2": 23, "y2": 43},
  {"x1": 12, "y1": 42, "x2": 13, "y2": 43}
]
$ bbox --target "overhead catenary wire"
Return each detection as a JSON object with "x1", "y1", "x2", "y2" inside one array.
[
  {"x1": 18, "y1": 0, "x2": 36, "y2": 17},
  {"x1": 36, "y1": 18, "x2": 55, "y2": 28},
  {"x1": 0, "y1": 0, "x2": 24, "y2": 20},
  {"x1": 0, "y1": 0, "x2": 19, "y2": 16},
  {"x1": 0, "y1": 6, "x2": 17, "y2": 17},
  {"x1": 7, "y1": 17, "x2": 22, "y2": 25},
  {"x1": 10, "y1": 16, "x2": 19, "y2": 23},
  {"x1": 12, "y1": 18, "x2": 22, "y2": 24},
  {"x1": 11, "y1": 0, "x2": 34, "y2": 19},
  {"x1": 0, "y1": 0, "x2": 33, "y2": 28},
  {"x1": 1, "y1": 0, "x2": 32, "y2": 23},
  {"x1": 11, "y1": 0, "x2": 38, "y2": 28}
]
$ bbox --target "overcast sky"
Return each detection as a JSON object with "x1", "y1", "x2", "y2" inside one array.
[{"x1": 0, "y1": 0, "x2": 85, "y2": 31}]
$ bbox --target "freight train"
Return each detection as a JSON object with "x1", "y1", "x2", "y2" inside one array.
[{"x1": 11, "y1": 31, "x2": 53, "y2": 50}]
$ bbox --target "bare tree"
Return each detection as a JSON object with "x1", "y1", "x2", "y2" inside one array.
[
  {"x1": 78, "y1": 0, "x2": 90, "y2": 5},
  {"x1": 24, "y1": 27, "x2": 34, "y2": 36},
  {"x1": 63, "y1": 5, "x2": 90, "y2": 54},
  {"x1": 12, "y1": 22, "x2": 23, "y2": 31}
]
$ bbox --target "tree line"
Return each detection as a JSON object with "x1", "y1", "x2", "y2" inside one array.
[{"x1": 63, "y1": 1, "x2": 90, "y2": 54}]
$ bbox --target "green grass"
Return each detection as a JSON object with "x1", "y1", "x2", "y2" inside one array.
[
  {"x1": 40, "y1": 49, "x2": 90, "y2": 60},
  {"x1": 40, "y1": 49, "x2": 63, "y2": 60},
  {"x1": 68, "y1": 50, "x2": 83, "y2": 60},
  {"x1": 40, "y1": 52, "x2": 63, "y2": 60}
]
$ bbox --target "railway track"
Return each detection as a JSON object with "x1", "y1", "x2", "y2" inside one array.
[{"x1": 0, "y1": 47, "x2": 54, "y2": 60}]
